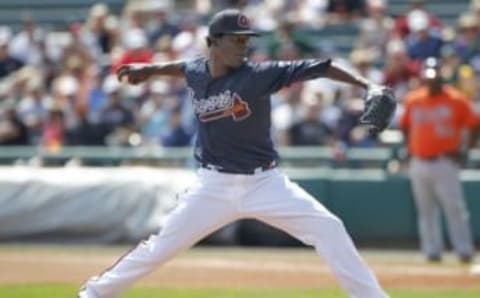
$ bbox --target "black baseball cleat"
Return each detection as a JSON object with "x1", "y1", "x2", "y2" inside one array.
[
  {"x1": 460, "y1": 254, "x2": 473, "y2": 264},
  {"x1": 427, "y1": 255, "x2": 442, "y2": 263}
]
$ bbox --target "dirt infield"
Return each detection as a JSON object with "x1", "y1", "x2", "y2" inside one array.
[{"x1": 0, "y1": 245, "x2": 478, "y2": 289}]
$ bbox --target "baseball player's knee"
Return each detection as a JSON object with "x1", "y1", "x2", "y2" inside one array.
[
  {"x1": 322, "y1": 214, "x2": 346, "y2": 233},
  {"x1": 316, "y1": 212, "x2": 342, "y2": 224},
  {"x1": 307, "y1": 215, "x2": 346, "y2": 242},
  {"x1": 299, "y1": 215, "x2": 347, "y2": 246},
  {"x1": 317, "y1": 215, "x2": 347, "y2": 239},
  {"x1": 445, "y1": 204, "x2": 469, "y2": 221}
]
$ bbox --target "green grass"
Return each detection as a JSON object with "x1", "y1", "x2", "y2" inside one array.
[{"x1": 1, "y1": 284, "x2": 479, "y2": 298}]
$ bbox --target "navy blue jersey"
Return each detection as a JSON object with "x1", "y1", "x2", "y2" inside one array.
[{"x1": 183, "y1": 57, "x2": 331, "y2": 172}]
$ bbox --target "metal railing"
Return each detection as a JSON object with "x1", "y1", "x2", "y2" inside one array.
[{"x1": 1, "y1": 145, "x2": 480, "y2": 169}]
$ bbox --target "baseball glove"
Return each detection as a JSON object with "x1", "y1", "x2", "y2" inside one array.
[{"x1": 359, "y1": 85, "x2": 397, "y2": 134}]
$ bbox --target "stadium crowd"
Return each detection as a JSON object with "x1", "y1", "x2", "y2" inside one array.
[{"x1": 0, "y1": 0, "x2": 479, "y2": 150}]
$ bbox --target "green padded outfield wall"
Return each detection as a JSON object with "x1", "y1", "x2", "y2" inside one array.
[
  {"x1": 288, "y1": 169, "x2": 480, "y2": 246},
  {"x1": 464, "y1": 180, "x2": 480, "y2": 242}
]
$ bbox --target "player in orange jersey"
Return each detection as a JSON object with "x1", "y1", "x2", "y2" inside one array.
[{"x1": 400, "y1": 57, "x2": 478, "y2": 263}]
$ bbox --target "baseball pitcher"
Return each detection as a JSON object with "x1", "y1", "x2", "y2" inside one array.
[{"x1": 79, "y1": 9, "x2": 395, "y2": 298}]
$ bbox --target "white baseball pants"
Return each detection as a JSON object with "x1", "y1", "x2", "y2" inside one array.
[
  {"x1": 81, "y1": 168, "x2": 388, "y2": 298},
  {"x1": 409, "y1": 157, "x2": 474, "y2": 258}
]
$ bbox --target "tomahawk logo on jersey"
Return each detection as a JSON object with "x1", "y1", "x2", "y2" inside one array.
[{"x1": 190, "y1": 88, "x2": 251, "y2": 122}]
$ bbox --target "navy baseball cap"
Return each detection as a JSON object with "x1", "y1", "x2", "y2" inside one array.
[{"x1": 208, "y1": 9, "x2": 259, "y2": 37}]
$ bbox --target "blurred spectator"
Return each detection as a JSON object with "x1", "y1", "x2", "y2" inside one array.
[
  {"x1": 67, "y1": 106, "x2": 106, "y2": 146},
  {"x1": 42, "y1": 108, "x2": 66, "y2": 150},
  {"x1": 145, "y1": 2, "x2": 179, "y2": 45},
  {"x1": 265, "y1": 17, "x2": 317, "y2": 60},
  {"x1": 472, "y1": 0, "x2": 480, "y2": 22},
  {"x1": 100, "y1": 83, "x2": 135, "y2": 146},
  {"x1": 326, "y1": 0, "x2": 366, "y2": 24},
  {"x1": 453, "y1": 13, "x2": 480, "y2": 73},
  {"x1": 7, "y1": 66, "x2": 41, "y2": 103},
  {"x1": 161, "y1": 105, "x2": 193, "y2": 147},
  {"x1": 383, "y1": 39, "x2": 420, "y2": 99},
  {"x1": 439, "y1": 44, "x2": 462, "y2": 85},
  {"x1": 349, "y1": 48, "x2": 384, "y2": 97},
  {"x1": 272, "y1": 83, "x2": 305, "y2": 145},
  {"x1": 405, "y1": 9, "x2": 443, "y2": 62},
  {"x1": 297, "y1": 0, "x2": 329, "y2": 29},
  {"x1": 456, "y1": 65, "x2": 478, "y2": 102},
  {"x1": 16, "y1": 78, "x2": 49, "y2": 144},
  {"x1": 79, "y1": 4, "x2": 111, "y2": 58},
  {"x1": 215, "y1": 0, "x2": 253, "y2": 10},
  {"x1": 0, "y1": 27, "x2": 24, "y2": 78},
  {"x1": 288, "y1": 97, "x2": 334, "y2": 146},
  {"x1": 9, "y1": 15, "x2": 46, "y2": 67},
  {"x1": 138, "y1": 80, "x2": 174, "y2": 145},
  {"x1": 67, "y1": 22, "x2": 96, "y2": 57},
  {"x1": 393, "y1": 0, "x2": 442, "y2": 39},
  {"x1": 0, "y1": 104, "x2": 29, "y2": 146},
  {"x1": 240, "y1": 1, "x2": 280, "y2": 33},
  {"x1": 122, "y1": 1, "x2": 150, "y2": 32},
  {"x1": 65, "y1": 59, "x2": 98, "y2": 120},
  {"x1": 355, "y1": 0, "x2": 394, "y2": 56},
  {"x1": 337, "y1": 98, "x2": 377, "y2": 147},
  {"x1": 48, "y1": 75, "x2": 80, "y2": 130},
  {"x1": 86, "y1": 72, "x2": 113, "y2": 123},
  {"x1": 302, "y1": 79, "x2": 343, "y2": 130},
  {"x1": 111, "y1": 28, "x2": 153, "y2": 73},
  {"x1": 170, "y1": 28, "x2": 205, "y2": 60},
  {"x1": 437, "y1": 45, "x2": 480, "y2": 106}
]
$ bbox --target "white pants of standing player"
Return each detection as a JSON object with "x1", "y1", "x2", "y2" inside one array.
[
  {"x1": 409, "y1": 157, "x2": 474, "y2": 259},
  {"x1": 81, "y1": 168, "x2": 388, "y2": 298}
]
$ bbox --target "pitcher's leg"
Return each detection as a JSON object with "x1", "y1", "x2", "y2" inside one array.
[
  {"x1": 81, "y1": 192, "x2": 237, "y2": 298},
  {"x1": 434, "y1": 160, "x2": 474, "y2": 259},
  {"x1": 409, "y1": 161, "x2": 443, "y2": 259},
  {"x1": 245, "y1": 171, "x2": 388, "y2": 298}
]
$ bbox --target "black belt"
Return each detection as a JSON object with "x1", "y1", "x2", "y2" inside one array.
[
  {"x1": 201, "y1": 161, "x2": 277, "y2": 175},
  {"x1": 416, "y1": 152, "x2": 459, "y2": 162},
  {"x1": 417, "y1": 155, "x2": 442, "y2": 161}
]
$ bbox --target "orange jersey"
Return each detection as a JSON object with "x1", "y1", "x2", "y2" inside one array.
[{"x1": 399, "y1": 86, "x2": 478, "y2": 158}]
